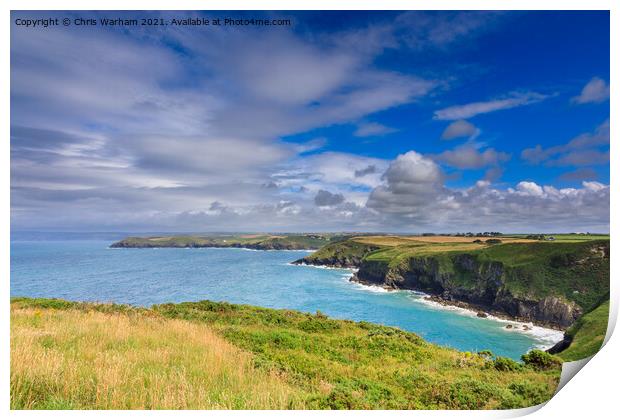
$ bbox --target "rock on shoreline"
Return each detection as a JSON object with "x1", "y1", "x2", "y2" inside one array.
[{"x1": 347, "y1": 271, "x2": 567, "y2": 331}]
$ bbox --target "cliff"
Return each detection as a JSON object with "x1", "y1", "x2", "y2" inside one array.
[
  {"x1": 549, "y1": 300, "x2": 609, "y2": 360},
  {"x1": 292, "y1": 239, "x2": 381, "y2": 267},
  {"x1": 299, "y1": 238, "x2": 610, "y2": 329}
]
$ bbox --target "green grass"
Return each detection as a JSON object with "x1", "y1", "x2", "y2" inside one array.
[
  {"x1": 111, "y1": 234, "x2": 334, "y2": 250},
  {"x1": 557, "y1": 300, "x2": 609, "y2": 361},
  {"x1": 471, "y1": 241, "x2": 609, "y2": 310},
  {"x1": 11, "y1": 299, "x2": 300, "y2": 409},
  {"x1": 305, "y1": 237, "x2": 609, "y2": 314},
  {"x1": 12, "y1": 297, "x2": 561, "y2": 410},
  {"x1": 298, "y1": 238, "x2": 382, "y2": 265},
  {"x1": 550, "y1": 234, "x2": 610, "y2": 242}
]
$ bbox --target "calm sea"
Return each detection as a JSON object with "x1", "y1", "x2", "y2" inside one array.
[{"x1": 10, "y1": 238, "x2": 563, "y2": 360}]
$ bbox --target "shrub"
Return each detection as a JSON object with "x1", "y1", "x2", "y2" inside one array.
[
  {"x1": 485, "y1": 239, "x2": 502, "y2": 245},
  {"x1": 521, "y1": 350, "x2": 563, "y2": 371},
  {"x1": 447, "y1": 379, "x2": 500, "y2": 409},
  {"x1": 508, "y1": 380, "x2": 550, "y2": 405},
  {"x1": 493, "y1": 357, "x2": 522, "y2": 372}
]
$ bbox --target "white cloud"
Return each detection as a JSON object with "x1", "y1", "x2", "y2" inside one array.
[
  {"x1": 516, "y1": 181, "x2": 544, "y2": 197},
  {"x1": 382, "y1": 151, "x2": 444, "y2": 191},
  {"x1": 440, "y1": 120, "x2": 480, "y2": 140},
  {"x1": 435, "y1": 145, "x2": 510, "y2": 169},
  {"x1": 353, "y1": 122, "x2": 397, "y2": 137},
  {"x1": 434, "y1": 91, "x2": 548, "y2": 120},
  {"x1": 10, "y1": 12, "x2": 609, "y2": 234},
  {"x1": 521, "y1": 120, "x2": 609, "y2": 166},
  {"x1": 10, "y1": 12, "x2": 436, "y2": 232},
  {"x1": 572, "y1": 77, "x2": 610, "y2": 104},
  {"x1": 366, "y1": 152, "x2": 447, "y2": 221},
  {"x1": 367, "y1": 154, "x2": 609, "y2": 232},
  {"x1": 314, "y1": 190, "x2": 345, "y2": 207},
  {"x1": 583, "y1": 181, "x2": 606, "y2": 192},
  {"x1": 276, "y1": 152, "x2": 390, "y2": 191},
  {"x1": 220, "y1": 34, "x2": 360, "y2": 106}
]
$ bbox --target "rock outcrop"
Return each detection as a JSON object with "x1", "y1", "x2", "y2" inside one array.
[{"x1": 349, "y1": 250, "x2": 600, "y2": 329}]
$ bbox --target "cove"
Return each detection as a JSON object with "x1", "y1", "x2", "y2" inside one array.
[{"x1": 10, "y1": 240, "x2": 562, "y2": 360}]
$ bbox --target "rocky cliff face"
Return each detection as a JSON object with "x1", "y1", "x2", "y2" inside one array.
[{"x1": 353, "y1": 254, "x2": 584, "y2": 329}]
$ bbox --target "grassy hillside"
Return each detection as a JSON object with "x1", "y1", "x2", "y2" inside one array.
[
  {"x1": 468, "y1": 241, "x2": 609, "y2": 311},
  {"x1": 557, "y1": 300, "x2": 609, "y2": 362},
  {"x1": 11, "y1": 298, "x2": 561, "y2": 410},
  {"x1": 11, "y1": 300, "x2": 298, "y2": 409},
  {"x1": 110, "y1": 234, "x2": 333, "y2": 250},
  {"x1": 303, "y1": 236, "x2": 609, "y2": 316},
  {"x1": 294, "y1": 238, "x2": 380, "y2": 267}
]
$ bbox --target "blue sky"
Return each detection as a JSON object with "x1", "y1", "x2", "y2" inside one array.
[{"x1": 11, "y1": 11, "x2": 610, "y2": 232}]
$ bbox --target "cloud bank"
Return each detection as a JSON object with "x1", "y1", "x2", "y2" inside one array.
[{"x1": 10, "y1": 11, "x2": 609, "y2": 233}]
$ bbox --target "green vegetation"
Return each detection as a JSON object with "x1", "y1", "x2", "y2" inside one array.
[
  {"x1": 557, "y1": 300, "x2": 609, "y2": 361},
  {"x1": 302, "y1": 236, "x2": 609, "y2": 317},
  {"x1": 11, "y1": 299, "x2": 299, "y2": 409},
  {"x1": 513, "y1": 233, "x2": 610, "y2": 242},
  {"x1": 521, "y1": 350, "x2": 563, "y2": 371},
  {"x1": 11, "y1": 298, "x2": 561, "y2": 410},
  {"x1": 111, "y1": 233, "x2": 335, "y2": 250},
  {"x1": 493, "y1": 357, "x2": 523, "y2": 372},
  {"x1": 471, "y1": 240, "x2": 609, "y2": 311},
  {"x1": 295, "y1": 238, "x2": 380, "y2": 267}
]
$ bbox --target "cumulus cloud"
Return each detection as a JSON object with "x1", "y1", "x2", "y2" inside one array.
[
  {"x1": 521, "y1": 120, "x2": 609, "y2": 166},
  {"x1": 440, "y1": 120, "x2": 480, "y2": 140},
  {"x1": 435, "y1": 145, "x2": 510, "y2": 169},
  {"x1": 572, "y1": 77, "x2": 610, "y2": 104},
  {"x1": 10, "y1": 11, "x2": 435, "y2": 232},
  {"x1": 382, "y1": 151, "x2": 444, "y2": 191},
  {"x1": 9, "y1": 12, "x2": 609, "y2": 234},
  {"x1": 367, "y1": 152, "x2": 609, "y2": 232},
  {"x1": 314, "y1": 190, "x2": 345, "y2": 206},
  {"x1": 434, "y1": 91, "x2": 548, "y2": 120},
  {"x1": 367, "y1": 152, "x2": 446, "y2": 221},
  {"x1": 353, "y1": 122, "x2": 397, "y2": 137},
  {"x1": 515, "y1": 181, "x2": 544, "y2": 197}
]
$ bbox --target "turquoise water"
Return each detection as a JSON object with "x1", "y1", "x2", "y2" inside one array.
[{"x1": 10, "y1": 240, "x2": 562, "y2": 360}]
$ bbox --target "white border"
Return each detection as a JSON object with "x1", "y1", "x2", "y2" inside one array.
[{"x1": 2, "y1": 1, "x2": 617, "y2": 419}]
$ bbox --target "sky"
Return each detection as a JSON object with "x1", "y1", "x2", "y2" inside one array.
[{"x1": 10, "y1": 10, "x2": 610, "y2": 233}]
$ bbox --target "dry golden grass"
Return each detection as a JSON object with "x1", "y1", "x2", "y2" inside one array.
[
  {"x1": 11, "y1": 307, "x2": 302, "y2": 409},
  {"x1": 11, "y1": 299, "x2": 563, "y2": 409}
]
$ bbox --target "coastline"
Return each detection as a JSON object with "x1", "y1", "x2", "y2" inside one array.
[
  {"x1": 289, "y1": 261, "x2": 359, "y2": 271},
  {"x1": 109, "y1": 246, "x2": 318, "y2": 252},
  {"x1": 348, "y1": 275, "x2": 564, "y2": 348},
  {"x1": 417, "y1": 294, "x2": 565, "y2": 347},
  {"x1": 351, "y1": 274, "x2": 564, "y2": 330},
  {"x1": 292, "y1": 260, "x2": 564, "y2": 349}
]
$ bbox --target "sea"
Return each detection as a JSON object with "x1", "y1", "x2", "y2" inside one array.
[{"x1": 10, "y1": 235, "x2": 563, "y2": 360}]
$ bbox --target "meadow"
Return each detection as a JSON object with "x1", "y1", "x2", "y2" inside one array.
[
  {"x1": 11, "y1": 298, "x2": 561, "y2": 410},
  {"x1": 556, "y1": 300, "x2": 610, "y2": 361}
]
